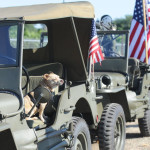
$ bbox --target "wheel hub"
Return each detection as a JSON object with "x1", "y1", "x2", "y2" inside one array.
[{"x1": 75, "y1": 132, "x2": 88, "y2": 150}]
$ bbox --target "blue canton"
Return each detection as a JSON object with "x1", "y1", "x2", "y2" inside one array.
[
  {"x1": 90, "y1": 20, "x2": 97, "y2": 39},
  {"x1": 133, "y1": 0, "x2": 144, "y2": 25}
]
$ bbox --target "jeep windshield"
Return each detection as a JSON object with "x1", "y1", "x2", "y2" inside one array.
[
  {"x1": 98, "y1": 31, "x2": 128, "y2": 58},
  {"x1": 0, "y1": 22, "x2": 19, "y2": 67},
  {"x1": 95, "y1": 31, "x2": 129, "y2": 74}
]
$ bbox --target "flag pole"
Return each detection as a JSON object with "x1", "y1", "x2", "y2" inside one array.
[
  {"x1": 89, "y1": 57, "x2": 92, "y2": 80},
  {"x1": 143, "y1": 0, "x2": 148, "y2": 64},
  {"x1": 92, "y1": 56, "x2": 95, "y2": 80}
]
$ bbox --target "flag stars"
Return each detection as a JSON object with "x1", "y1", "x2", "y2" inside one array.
[{"x1": 133, "y1": 0, "x2": 144, "y2": 25}]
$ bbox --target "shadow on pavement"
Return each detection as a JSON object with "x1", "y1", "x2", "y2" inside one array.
[
  {"x1": 126, "y1": 133, "x2": 142, "y2": 139},
  {"x1": 126, "y1": 124, "x2": 138, "y2": 128}
]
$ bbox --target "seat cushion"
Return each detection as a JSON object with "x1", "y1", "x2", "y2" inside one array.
[{"x1": 26, "y1": 119, "x2": 45, "y2": 128}]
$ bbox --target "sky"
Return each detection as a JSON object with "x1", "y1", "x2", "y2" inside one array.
[{"x1": 0, "y1": 0, "x2": 136, "y2": 20}]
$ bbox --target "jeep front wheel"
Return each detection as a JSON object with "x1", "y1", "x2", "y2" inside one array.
[
  {"x1": 138, "y1": 109, "x2": 150, "y2": 137},
  {"x1": 98, "y1": 103, "x2": 126, "y2": 150},
  {"x1": 71, "y1": 117, "x2": 91, "y2": 150}
]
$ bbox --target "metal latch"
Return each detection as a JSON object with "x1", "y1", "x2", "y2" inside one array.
[
  {"x1": 64, "y1": 106, "x2": 76, "y2": 112},
  {"x1": 93, "y1": 96, "x2": 103, "y2": 101}
]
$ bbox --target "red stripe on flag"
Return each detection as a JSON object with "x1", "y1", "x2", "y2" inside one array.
[
  {"x1": 148, "y1": 49, "x2": 150, "y2": 60},
  {"x1": 95, "y1": 53, "x2": 99, "y2": 62},
  {"x1": 89, "y1": 42, "x2": 99, "y2": 52},
  {"x1": 144, "y1": 50, "x2": 150, "y2": 63},
  {"x1": 130, "y1": 27, "x2": 144, "y2": 57},
  {"x1": 89, "y1": 37, "x2": 98, "y2": 46},
  {"x1": 137, "y1": 41, "x2": 145, "y2": 59},
  {"x1": 144, "y1": 32, "x2": 150, "y2": 62},
  {"x1": 89, "y1": 46, "x2": 99, "y2": 57},
  {"x1": 129, "y1": 22, "x2": 139, "y2": 45}
]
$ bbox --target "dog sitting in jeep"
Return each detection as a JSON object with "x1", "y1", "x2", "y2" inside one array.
[{"x1": 24, "y1": 71, "x2": 64, "y2": 123}]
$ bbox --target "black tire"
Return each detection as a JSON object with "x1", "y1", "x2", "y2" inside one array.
[
  {"x1": 71, "y1": 117, "x2": 92, "y2": 150},
  {"x1": 138, "y1": 109, "x2": 150, "y2": 137},
  {"x1": 98, "y1": 103, "x2": 126, "y2": 150}
]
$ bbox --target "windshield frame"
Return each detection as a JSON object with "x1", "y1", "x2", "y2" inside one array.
[
  {"x1": 0, "y1": 21, "x2": 22, "y2": 67},
  {"x1": 97, "y1": 30, "x2": 129, "y2": 60},
  {"x1": 87, "y1": 30, "x2": 129, "y2": 75}
]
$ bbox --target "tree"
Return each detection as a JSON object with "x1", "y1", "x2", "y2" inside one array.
[
  {"x1": 113, "y1": 15, "x2": 132, "y2": 30},
  {"x1": 24, "y1": 24, "x2": 47, "y2": 39}
]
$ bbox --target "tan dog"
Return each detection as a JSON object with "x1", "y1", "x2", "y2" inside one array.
[{"x1": 24, "y1": 72, "x2": 64, "y2": 123}]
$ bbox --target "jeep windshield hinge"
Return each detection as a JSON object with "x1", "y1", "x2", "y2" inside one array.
[
  {"x1": 0, "y1": 112, "x2": 4, "y2": 120},
  {"x1": 67, "y1": 81, "x2": 72, "y2": 99}
]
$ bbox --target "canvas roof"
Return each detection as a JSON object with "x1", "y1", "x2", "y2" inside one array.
[{"x1": 0, "y1": 1, "x2": 94, "y2": 21}]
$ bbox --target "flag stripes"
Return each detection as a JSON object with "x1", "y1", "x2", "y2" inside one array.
[
  {"x1": 89, "y1": 19, "x2": 104, "y2": 63},
  {"x1": 129, "y1": 0, "x2": 150, "y2": 63}
]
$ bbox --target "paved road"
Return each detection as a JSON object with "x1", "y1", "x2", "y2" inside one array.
[{"x1": 92, "y1": 120, "x2": 150, "y2": 150}]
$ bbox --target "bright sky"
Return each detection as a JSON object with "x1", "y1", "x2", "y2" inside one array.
[{"x1": 0, "y1": 0, "x2": 135, "y2": 20}]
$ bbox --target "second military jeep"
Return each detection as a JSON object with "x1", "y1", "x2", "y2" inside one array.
[{"x1": 94, "y1": 30, "x2": 150, "y2": 149}]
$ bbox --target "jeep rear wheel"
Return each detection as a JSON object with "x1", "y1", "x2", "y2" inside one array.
[
  {"x1": 98, "y1": 103, "x2": 126, "y2": 150},
  {"x1": 71, "y1": 117, "x2": 91, "y2": 150},
  {"x1": 138, "y1": 109, "x2": 150, "y2": 137}
]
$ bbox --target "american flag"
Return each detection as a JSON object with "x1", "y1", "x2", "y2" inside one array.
[
  {"x1": 89, "y1": 19, "x2": 104, "y2": 63},
  {"x1": 129, "y1": 0, "x2": 150, "y2": 63}
]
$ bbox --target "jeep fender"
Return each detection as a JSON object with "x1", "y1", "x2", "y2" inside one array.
[
  {"x1": 52, "y1": 84, "x2": 98, "y2": 130},
  {"x1": 97, "y1": 87, "x2": 131, "y2": 121}
]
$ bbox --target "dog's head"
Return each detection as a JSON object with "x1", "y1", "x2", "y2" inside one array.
[{"x1": 43, "y1": 72, "x2": 64, "y2": 90}]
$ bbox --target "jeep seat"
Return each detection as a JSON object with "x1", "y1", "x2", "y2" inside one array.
[
  {"x1": 22, "y1": 63, "x2": 64, "y2": 128},
  {"x1": 22, "y1": 62, "x2": 64, "y2": 95}
]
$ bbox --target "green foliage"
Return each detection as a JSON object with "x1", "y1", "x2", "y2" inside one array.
[
  {"x1": 113, "y1": 15, "x2": 132, "y2": 30},
  {"x1": 9, "y1": 24, "x2": 47, "y2": 39},
  {"x1": 24, "y1": 24, "x2": 47, "y2": 39},
  {"x1": 9, "y1": 25, "x2": 17, "y2": 39}
]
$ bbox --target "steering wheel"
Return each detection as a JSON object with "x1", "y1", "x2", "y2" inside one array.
[
  {"x1": 22, "y1": 66, "x2": 30, "y2": 90},
  {"x1": 104, "y1": 50, "x2": 120, "y2": 57},
  {"x1": 0, "y1": 55, "x2": 16, "y2": 63}
]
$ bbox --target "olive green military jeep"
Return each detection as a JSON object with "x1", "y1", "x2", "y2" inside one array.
[
  {"x1": 95, "y1": 30, "x2": 150, "y2": 149},
  {"x1": 0, "y1": 2, "x2": 99, "y2": 150},
  {"x1": 0, "y1": 2, "x2": 149, "y2": 150}
]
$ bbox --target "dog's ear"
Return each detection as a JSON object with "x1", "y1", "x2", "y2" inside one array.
[{"x1": 43, "y1": 74, "x2": 49, "y2": 80}]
